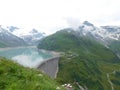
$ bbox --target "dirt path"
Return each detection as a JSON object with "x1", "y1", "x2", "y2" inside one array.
[
  {"x1": 107, "y1": 73, "x2": 114, "y2": 90},
  {"x1": 75, "y1": 82, "x2": 87, "y2": 90}
]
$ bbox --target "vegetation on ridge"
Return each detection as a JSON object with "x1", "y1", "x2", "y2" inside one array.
[{"x1": 38, "y1": 29, "x2": 120, "y2": 90}]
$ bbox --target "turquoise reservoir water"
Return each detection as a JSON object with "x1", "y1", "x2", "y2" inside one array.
[{"x1": 0, "y1": 47, "x2": 53, "y2": 68}]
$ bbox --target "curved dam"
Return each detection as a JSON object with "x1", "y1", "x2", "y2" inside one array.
[{"x1": 37, "y1": 56, "x2": 60, "y2": 78}]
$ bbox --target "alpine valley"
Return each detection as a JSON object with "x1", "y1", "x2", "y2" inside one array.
[{"x1": 0, "y1": 21, "x2": 120, "y2": 90}]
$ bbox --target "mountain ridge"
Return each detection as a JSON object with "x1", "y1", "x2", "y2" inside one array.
[
  {"x1": 38, "y1": 28, "x2": 120, "y2": 90},
  {"x1": 0, "y1": 27, "x2": 26, "y2": 47},
  {"x1": 0, "y1": 25, "x2": 45, "y2": 46}
]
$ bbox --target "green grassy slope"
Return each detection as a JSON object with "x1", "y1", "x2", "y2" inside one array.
[
  {"x1": 110, "y1": 71, "x2": 120, "y2": 90},
  {"x1": 0, "y1": 57, "x2": 65, "y2": 90},
  {"x1": 108, "y1": 40, "x2": 120, "y2": 58},
  {"x1": 38, "y1": 29, "x2": 119, "y2": 63},
  {"x1": 38, "y1": 29, "x2": 120, "y2": 90}
]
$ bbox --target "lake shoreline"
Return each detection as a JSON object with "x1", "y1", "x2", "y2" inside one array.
[
  {"x1": 0, "y1": 46, "x2": 60, "y2": 78},
  {"x1": 0, "y1": 46, "x2": 36, "y2": 51}
]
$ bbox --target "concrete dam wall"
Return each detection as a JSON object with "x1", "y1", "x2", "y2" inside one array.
[{"x1": 37, "y1": 57, "x2": 60, "y2": 78}]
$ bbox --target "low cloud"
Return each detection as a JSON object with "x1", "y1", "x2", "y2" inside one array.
[{"x1": 64, "y1": 17, "x2": 81, "y2": 29}]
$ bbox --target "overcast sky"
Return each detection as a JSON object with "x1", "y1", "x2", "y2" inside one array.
[{"x1": 0, "y1": 0, "x2": 120, "y2": 34}]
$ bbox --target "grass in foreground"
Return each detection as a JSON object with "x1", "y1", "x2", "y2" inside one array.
[{"x1": 0, "y1": 57, "x2": 65, "y2": 90}]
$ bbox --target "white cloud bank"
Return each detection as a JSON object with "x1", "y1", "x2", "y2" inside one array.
[{"x1": 0, "y1": 0, "x2": 120, "y2": 34}]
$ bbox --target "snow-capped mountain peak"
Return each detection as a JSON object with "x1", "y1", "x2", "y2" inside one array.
[
  {"x1": 0, "y1": 25, "x2": 45, "y2": 45},
  {"x1": 0, "y1": 26, "x2": 26, "y2": 47},
  {"x1": 7, "y1": 26, "x2": 19, "y2": 32},
  {"x1": 77, "y1": 21, "x2": 96, "y2": 36},
  {"x1": 77, "y1": 21, "x2": 120, "y2": 41},
  {"x1": 83, "y1": 21, "x2": 94, "y2": 26},
  {"x1": 29, "y1": 29, "x2": 38, "y2": 34}
]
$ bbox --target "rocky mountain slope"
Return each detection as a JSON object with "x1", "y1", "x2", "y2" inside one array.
[
  {"x1": 7, "y1": 26, "x2": 45, "y2": 45},
  {"x1": 15, "y1": 28, "x2": 45, "y2": 45},
  {"x1": 0, "y1": 26, "x2": 26, "y2": 47},
  {"x1": 76, "y1": 21, "x2": 120, "y2": 58},
  {"x1": 77, "y1": 21, "x2": 120, "y2": 42},
  {"x1": 0, "y1": 25, "x2": 45, "y2": 45}
]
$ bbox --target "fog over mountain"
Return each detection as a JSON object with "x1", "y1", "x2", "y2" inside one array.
[{"x1": 0, "y1": 0, "x2": 120, "y2": 35}]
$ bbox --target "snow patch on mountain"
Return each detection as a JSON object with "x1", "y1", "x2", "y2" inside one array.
[
  {"x1": 0, "y1": 26, "x2": 26, "y2": 46},
  {"x1": 1, "y1": 25, "x2": 45, "y2": 45},
  {"x1": 77, "y1": 21, "x2": 120, "y2": 41}
]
